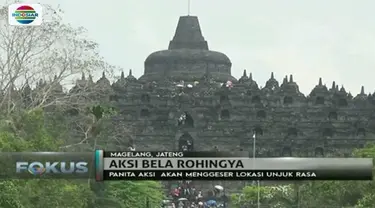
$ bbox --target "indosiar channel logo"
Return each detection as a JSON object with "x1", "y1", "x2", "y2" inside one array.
[
  {"x1": 16, "y1": 161, "x2": 88, "y2": 176},
  {"x1": 8, "y1": 4, "x2": 43, "y2": 26}
]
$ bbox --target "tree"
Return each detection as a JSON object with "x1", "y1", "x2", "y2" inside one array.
[
  {"x1": 105, "y1": 181, "x2": 165, "y2": 208},
  {"x1": 231, "y1": 185, "x2": 295, "y2": 208},
  {"x1": 231, "y1": 140, "x2": 375, "y2": 208},
  {"x1": 0, "y1": 109, "x2": 93, "y2": 208},
  {"x1": 0, "y1": 109, "x2": 165, "y2": 208},
  {"x1": 298, "y1": 140, "x2": 375, "y2": 207},
  {"x1": 0, "y1": 2, "x2": 166, "y2": 207},
  {"x1": 0, "y1": 1, "x2": 134, "y2": 152},
  {"x1": 0, "y1": 1, "x2": 117, "y2": 116},
  {"x1": 355, "y1": 193, "x2": 375, "y2": 208}
]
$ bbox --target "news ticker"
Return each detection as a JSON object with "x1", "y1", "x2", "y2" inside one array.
[
  {"x1": 95, "y1": 151, "x2": 372, "y2": 181},
  {"x1": 0, "y1": 151, "x2": 371, "y2": 180}
]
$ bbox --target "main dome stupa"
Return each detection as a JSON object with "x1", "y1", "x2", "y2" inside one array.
[{"x1": 140, "y1": 16, "x2": 236, "y2": 82}]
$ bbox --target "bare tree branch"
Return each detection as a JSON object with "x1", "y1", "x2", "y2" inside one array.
[{"x1": 0, "y1": 2, "x2": 119, "y2": 116}]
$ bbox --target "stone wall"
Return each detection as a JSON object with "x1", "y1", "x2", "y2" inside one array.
[{"x1": 103, "y1": 73, "x2": 375, "y2": 156}]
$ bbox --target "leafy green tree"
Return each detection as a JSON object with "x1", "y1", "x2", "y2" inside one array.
[
  {"x1": 0, "y1": 1, "x2": 165, "y2": 207},
  {"x1": 231, "y1": 141, "x2": 375, "y2": 208},
  {"x1": 0, "y1": 109, "x2": 165, "y2": 208},
  {"x1": 105, "y1": 181, "x2": 165, "y2": 208},
  {"x1": 0, "y1": 109, "x2": 93, "y2": 208},
  {"x1": 355, "y1": 193, "x2": 375, "y2": 208},
  {"x1": 231, "y1": 185, "x2": 265, "y2": 208},
  {"x1": 299, "y1": 141, "x2": 375, "y2": 207}
]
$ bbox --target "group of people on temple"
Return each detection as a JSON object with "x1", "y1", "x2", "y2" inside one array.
[
  {"x1": 162, "y1": 181, "x2": 226, "y2": 208},
  {"x1": 180, "y1": 140, "x2": 193, "y2": 152}
]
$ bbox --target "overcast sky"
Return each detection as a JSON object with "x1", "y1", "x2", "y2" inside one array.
[{"x1": 14, "y1": 0, "x2": 375, "y2": 95}]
